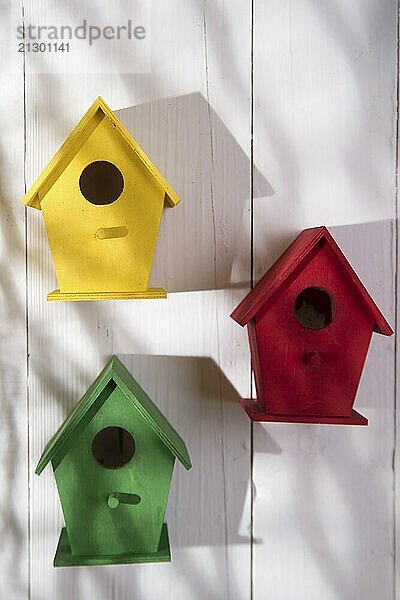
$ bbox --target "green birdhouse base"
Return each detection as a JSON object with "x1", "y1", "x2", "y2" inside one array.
[{"x1": 54, "y1": 524, "x2": 171, "y2": 567}]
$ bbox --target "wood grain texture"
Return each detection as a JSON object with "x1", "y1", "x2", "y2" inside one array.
[
  {"x1": 2, "y1": 0, "x2": 394, "y2": 598},
  {"x1": 24, "y1": 96, "x2": 181, "y2": 299},
  {"x1": 233, "y1": 225, "x2": 393, "y2": 426},
  {"x1": 0, "y1": 2, "x2": 28, "y2": 599},
  {"x1": 252, "y1": 2, "x2": 397, "y2": 595},
  {"x1": 24, "y1": 1, "x2": 251, "y2": 598},
  {"x1": 45, "y1": 358, "x2": 189, "y2": 563},
  {"x1": 253, "y1": 224, "x2": 396, "y2": 599},
  {"x1": 247, "y1": 234, "x2": 388, "y2": 422}
]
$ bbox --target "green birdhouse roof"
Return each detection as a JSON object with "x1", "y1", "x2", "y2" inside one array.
[{"x1": 36, "y1": 356, "x2": 192, "y2": 475}]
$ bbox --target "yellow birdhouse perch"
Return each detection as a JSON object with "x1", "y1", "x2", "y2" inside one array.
[{"x1": 23, "y1": 97, "x2": 180, "y2": 301}]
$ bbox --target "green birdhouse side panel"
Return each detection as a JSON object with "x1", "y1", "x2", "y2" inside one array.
[{"x1": 53, "y1": 385, "x2": 175, "y2": 557}]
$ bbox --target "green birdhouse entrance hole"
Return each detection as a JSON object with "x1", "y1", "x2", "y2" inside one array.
[{"x1": 92, "y1": 426, "x2": 136, "y2": 469}]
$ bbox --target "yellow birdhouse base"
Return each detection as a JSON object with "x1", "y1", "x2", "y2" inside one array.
[{"x1": 47, "y1": 288, "x2": 167, "y2": 302}]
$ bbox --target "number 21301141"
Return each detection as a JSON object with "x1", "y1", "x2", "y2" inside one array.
[{"x1": 18, "y1": 42, "x2": 70, "y2": 52}]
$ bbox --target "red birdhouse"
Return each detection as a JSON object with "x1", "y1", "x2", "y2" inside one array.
[{"x1": 231, "y1": 226, "x2": 393, "y2": 425}]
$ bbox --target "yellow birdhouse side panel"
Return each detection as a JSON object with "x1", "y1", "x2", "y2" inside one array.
[{"x1": 41, "y1": 116, "x2": 166, "y2": 295}]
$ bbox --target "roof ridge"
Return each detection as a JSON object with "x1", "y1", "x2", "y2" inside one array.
[
  {"x1": 35, "y1": 356, "x2": 191, "y2": 475},
  {"x1": 231, "y1": 226, "x2": 393, "y2": 336},
  {"x1": 22, "y1": 96, "x2": 180, "y2": 210}
]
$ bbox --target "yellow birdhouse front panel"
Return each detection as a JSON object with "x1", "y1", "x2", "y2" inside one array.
[{"x1": 23, "y1": 97, "x2": 180, "y2": 301}]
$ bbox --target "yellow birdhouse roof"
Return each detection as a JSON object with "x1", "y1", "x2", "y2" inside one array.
[{"x1": 22, "y1": 96, "x2": 180, "y2": 210}]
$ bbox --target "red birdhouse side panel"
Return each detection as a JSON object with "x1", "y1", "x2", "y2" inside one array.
[
  {"x1": 248, "y1": 320, "x2": 265, "y2": 404},
  {"x1": 253, "y1": 242, "x2": 375, "y2": 418}
]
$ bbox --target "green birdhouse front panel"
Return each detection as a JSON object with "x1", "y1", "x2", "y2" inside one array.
[
  {"x1": 54, "y1": 385, "x2": 175, "y2": 556},
  {"x1": 36, "y1": 357, "x2": 191, "y2": 567}
]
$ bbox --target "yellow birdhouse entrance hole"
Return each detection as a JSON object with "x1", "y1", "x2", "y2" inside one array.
[
  {"x1": 22, "y1": 97, "x2": 180, "y2": 301},
  {"x1": 79, "y1": 161, "x2": 125, "y2": 206}
]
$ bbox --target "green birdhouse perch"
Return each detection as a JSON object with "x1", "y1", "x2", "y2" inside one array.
[{"x1": 35, "y1": 356, "x2": 192, "y2": 567}]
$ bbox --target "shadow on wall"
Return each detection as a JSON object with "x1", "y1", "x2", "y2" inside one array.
[
  {"x1": 0, "y1": 82, "x2": 28, "y2": 598},
  {"x1": 116, "y1": 92, "x2": 273, "y2": 293},
  {"x1": 251, "y1": 219, "x2": 395, "y2": 598},
  {"x1": 329, "y1": 219, "x2": 395, "y2": 410},
  {"x1": 117, "y1": 353, "x2": 281, "y2": 547},
  {"x1": 0, "y1": 194, "x2": 27, "y2": 597},
  {"x1": 248, "y1": 219, "x2": 395, "y2": 411}
]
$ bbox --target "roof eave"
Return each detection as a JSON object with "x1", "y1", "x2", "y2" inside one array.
[
  {"x1": 35, "y1": 455, "x2": 49, "y2": 476},
  {"x1": 165, "y1": 190, "x2": 180, "y2": 207},
  {"x1": 100, "y1": 99, "x2": 181, "y2": 208},
  {"x1": 111, "y1": 363, "x2": 192, "y2": 470},
  {"x1": 230, "y1": 306, "x2": 252, "y2": 327},
  {"x1": 22, "y1": 96, "x2": 181, "y2": 211},
  {"x1": 374, "y1": 319, "x2": 393, "y2": 336},
  {"x1": 34, "y1": 357, "x2": 116, "y2": 475},
  {"x1": 231, "y1": 226, "x2": 394, "y2": 336},
  {"x1": 23, "y1": 192, "x2": 42, "y2": 210}
]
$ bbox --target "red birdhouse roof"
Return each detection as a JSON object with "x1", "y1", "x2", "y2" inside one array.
[{"x1": 231, "y1": 226, "x2": 393, "y2": 336}]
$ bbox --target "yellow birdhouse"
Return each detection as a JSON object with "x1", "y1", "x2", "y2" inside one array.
[{"x1": 23, "y1": 97, "x2": 180, "y2": 301}]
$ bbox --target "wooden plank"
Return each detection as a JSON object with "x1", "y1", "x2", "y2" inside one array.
[
  {"x1": 25, "y1": 1, "x2": 252, "y2": 597},
  {"x1": 252, "y1": 1, "x2": 397, "y2": 596},
  {"x1": 0, "y1": 2, "x2": 29, "y2": 598},
  {"x1": 252, "y1": 223, "x2": 396, "y2": 600},
  {"x1": 252, "y1": 0, "x2": 398, "y2": 273},
  {"x1": 396, "y1": 49, "x2": 400, "y2": 600}
]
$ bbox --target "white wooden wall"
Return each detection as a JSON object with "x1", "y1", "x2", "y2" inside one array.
[{"x1": 0, "y1": 1, "x2": 397, "y2": 598}]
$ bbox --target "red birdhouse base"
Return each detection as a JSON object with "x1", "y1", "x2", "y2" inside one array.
[
  {"x1": 240, "y1": 399, "x2": 368, "y2": 426},
  {"x1": 53, "y1": 524, "x2": 171, "y2": 567}
]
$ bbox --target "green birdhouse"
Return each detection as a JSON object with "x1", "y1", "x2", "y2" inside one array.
[{"x1": 35, "y1": 356, "x2": 192, "y2": 567}]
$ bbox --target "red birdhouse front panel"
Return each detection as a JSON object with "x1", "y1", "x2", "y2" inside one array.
[{"x1": 253, "y1": 242, "x2": 375, "y2": 418}]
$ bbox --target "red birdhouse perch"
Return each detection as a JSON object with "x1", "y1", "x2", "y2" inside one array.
[{"x1": 231, "y1": 226, "x2": 393, "y2": 425}]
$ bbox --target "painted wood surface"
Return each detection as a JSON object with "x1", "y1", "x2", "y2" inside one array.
[
  {"x1": 252, "y1": 222, "x2": 396, "y2": 599},
  {"x1": 24, "y1": 1, "x2": 251, "y2": 598},
  {"x1": 252, "y1": 3, "x2": 397, "y2": 599},
  {"x1": 24, "y1": 97, "x2": 181, "y2": 300},
  {"x1": 232, "y1": 226, "x2": 392, "y2": 425},
  {"x1": 0, "y1": 3, "x2": 28, "y2": 599},
  {"x1": 39, "y1": 356, "x2": 192, "y2": 566},
  {"x1": 0, "y1": 0, "x2": 396, "y2": 598}
]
